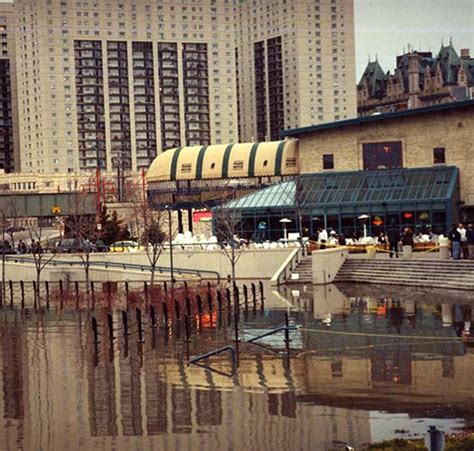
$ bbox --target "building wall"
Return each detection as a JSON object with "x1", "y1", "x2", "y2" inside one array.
[
  {"x1": 232, "y1": 0, "x2": 357, "y2": 141},
  {"x1": 14, "y1": 0, "x2": 239, "y2": 174},
  {"x1": 297, "y1": 106, "x2": 474, "y2": 207},
  {"x1": 0, "y1": 2, "x2": 18, "y2": 173}
]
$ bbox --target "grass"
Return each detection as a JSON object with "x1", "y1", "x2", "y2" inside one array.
[{"x1": 364, "y1": 433, "x2": 474, "y2": 450}]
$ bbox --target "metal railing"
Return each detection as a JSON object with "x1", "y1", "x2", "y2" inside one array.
[{"x1": 4, "y1": 255, "x2": 220, "y2": 282}]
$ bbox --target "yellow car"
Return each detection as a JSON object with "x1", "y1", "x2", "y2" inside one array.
[{"x1": 109, "y1": 240, "x2": 143, "y2": 252}]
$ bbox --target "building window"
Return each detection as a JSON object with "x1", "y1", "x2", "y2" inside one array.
[
  {"x1": 433, "y1": 147, "x2": 446, "y2": 164},
  {"x1": 362, "y1": 141, "x2": 403, "y2": 171},
  {"x1": 323, "y1": 154, "x2": 334, "y2": 170}
]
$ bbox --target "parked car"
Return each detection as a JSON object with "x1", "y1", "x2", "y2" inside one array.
[
  {"x1": 94, "y1": 239, "x2": 109, "y2": 252},
  {"x1": 109, "y1": 240, "x2": 142, "y2": 252},
  {"x1": 0, "y1": 240, "x2": 16, "y2": 255},
  {"x1": 56, "y1": 238, "x2": 97, "y2": 253}
]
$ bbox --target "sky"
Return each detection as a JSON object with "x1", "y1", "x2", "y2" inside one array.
[
  {"x1": 354, "y1": 0, "x2": 474, "y2": 80},
  {"x1": 2, "y1": 0, "x2": 473, "y2": 82}
]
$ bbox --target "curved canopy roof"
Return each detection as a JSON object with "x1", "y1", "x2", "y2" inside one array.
[{"x1": 146, "y1": 140, "x2": 298, "y2": 183}]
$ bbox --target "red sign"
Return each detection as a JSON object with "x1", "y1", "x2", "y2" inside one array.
[
  {"x1": 192, "y1": 210, "x2": 212, "y2": 223},
  {"x1": 403, "y1": 212, "x2": 413, "y2": 219}
]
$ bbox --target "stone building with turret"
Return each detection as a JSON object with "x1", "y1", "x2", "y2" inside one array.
[{"x1": 357, "y1": 41, "x2": 474, "y2": 116}]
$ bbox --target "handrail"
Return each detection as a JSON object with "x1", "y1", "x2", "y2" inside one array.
[
  {"x1": 5, "y1": 255, "x2": 220, "y2": 282},
  {"x1": 246, "y1": 325, "x2": 297, "y2": 343},
  {"x1": 270, "y1": 246, "x2": 303, "y2": 286},
  {"x1": 189, "y1": 345, "x2": 236, "y2": 365}
]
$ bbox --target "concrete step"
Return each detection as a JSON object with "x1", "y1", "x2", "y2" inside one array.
[
  {"x1": 336, "y1": 272, "x2": 474, "y2": 283},
  {"x1": 334, "y1": 258, "x2": 474, "y2": 290},
  {"x1": 335, "y1": 279, "x2": 474, "y2": 291},
  {"x1": 338, "y1": 268, "x2": 474, "y2": 281}
]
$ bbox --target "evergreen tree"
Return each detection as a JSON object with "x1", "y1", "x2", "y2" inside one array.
[{"x1": 97, "y1": 208, "x2": 130, "y2": 245}]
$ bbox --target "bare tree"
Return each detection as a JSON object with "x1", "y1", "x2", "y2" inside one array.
[
  {"x1": 212, "y1": 205, "x2": 245, "y2": 288},
  {"x1": 64, "y1": 213, "x2": 97, "y2": 297},
  {"x1": 131, "y1": 199, "x2": 168, "y2": 287},
  {"x1": 0, "y1": 197, "x2": 23, "y2": 302},
  {"x1": 27, "y1": 219, "x2": 57, "y2": 304}
]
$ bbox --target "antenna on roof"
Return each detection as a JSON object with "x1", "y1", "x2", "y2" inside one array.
[
  {"x1": 441, "y1": 38, "x2": 444, "y2": 47},
  {"x1": 375, "y1": 53, "x2": 378, "y2": 61},
  {"x1": 449, "y1": 36, "x2": 453, "y2": 45}
]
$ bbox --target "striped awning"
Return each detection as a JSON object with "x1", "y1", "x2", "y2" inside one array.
[{"x1": 146, "y1": 140, "x2": 298, "y2": 183}]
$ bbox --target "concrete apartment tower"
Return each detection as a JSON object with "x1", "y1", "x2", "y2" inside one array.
[
  {"x1": 0, "y1": 2, "x2": 18, "y2": 173},
  {"x1": 13, "y1": 0, "x2": 356, "y2": 175},
  {"x1": 235, "y1": 0, "x2": 357, "y2": 141}
]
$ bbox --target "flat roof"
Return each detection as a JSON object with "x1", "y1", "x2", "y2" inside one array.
[{"x1": 280, "y1": 99, "x2": 474, "y2": 138}]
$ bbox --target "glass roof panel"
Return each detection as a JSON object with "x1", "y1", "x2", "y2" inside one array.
[{"x1": 218, "y1": 166, "x2": 459, "y2": 211}]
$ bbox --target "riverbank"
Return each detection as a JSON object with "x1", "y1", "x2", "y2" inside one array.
[{"x1": 363, "y1": 432, "x2": 474, "y2": 450}]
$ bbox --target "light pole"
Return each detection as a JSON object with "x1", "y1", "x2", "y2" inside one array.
[
  {"x1": 279, "y1": 218, "x2": 292, "y2": 245},
  {"x1": 358, "y1": 214, "x2": 369, "y2": 238},
  {"x1": 165, "y1": 205, "x2": 174, "y2": 290}
]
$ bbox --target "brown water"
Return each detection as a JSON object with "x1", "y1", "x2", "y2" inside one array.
[{"x1": 0, "y1": 282, "x2": 473, "y2": 450}]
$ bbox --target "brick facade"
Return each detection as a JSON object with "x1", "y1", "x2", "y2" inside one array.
[{"x1": 295, "y1": 104, "x2": 474, "y2": 213}]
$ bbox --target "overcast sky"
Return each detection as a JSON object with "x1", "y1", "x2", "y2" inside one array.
[
  {"x1": 2, "y1": 0, "x2": 473, "y2": 82},
  {"x1": 354, "y1": 0, "x2": 474, "y2": 80}
]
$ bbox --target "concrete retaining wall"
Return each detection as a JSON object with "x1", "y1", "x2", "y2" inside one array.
[
  {"x1": 1, "y1": 248, "x2": 292, "y2": 282},
  {"x1": 311, "y1": 247, "x2": 349, "y2": 284}
]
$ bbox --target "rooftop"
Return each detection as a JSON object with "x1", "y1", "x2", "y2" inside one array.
[
  {"x1": 219, "y1": 166, "x2": 459, "y2": 211},
  {"x1": 281, "y1": 99, "x2": 474, "y2": 138}
]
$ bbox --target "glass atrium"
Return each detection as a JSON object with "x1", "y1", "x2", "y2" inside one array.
[{"x1": 214, "y1": 166, "x2": 460, "y2": 241}]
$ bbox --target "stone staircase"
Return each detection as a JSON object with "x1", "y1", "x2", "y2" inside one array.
[
  {"x1": 287, "y1": 256, "x2": 313, "y2": 283},
  {"x1": 335, "y1": 258, "x2": 474, "y2": 290}
]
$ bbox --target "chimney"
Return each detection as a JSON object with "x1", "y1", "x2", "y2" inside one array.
[{"x1": 460, "y1": 48, "x2": 470, "y2": 60}]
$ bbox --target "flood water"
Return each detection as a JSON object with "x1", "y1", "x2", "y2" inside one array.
[{"x1": 0, "y1": 282, "x2": 473, "y2": 450}]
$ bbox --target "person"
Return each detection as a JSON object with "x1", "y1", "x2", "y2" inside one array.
[
  {"x1": 401, "y1": 227, "x2": 414, "y2": 256},
  {"x1": 17, "y1": 239, "x2": 27, "y2": 254},
  {"x1": 318, "y1": 227, "x2": 328, "y2": 250},
  {"x1": 467, "y1": 224, "x2": 474, "y2": 260},
  {"x1": 448, "y1": 225, "x2": 461, "y2": 260},
  {"x1": 457, "y1": 223, "x2": 469, "y2": 259},
  {"x1": 386, "y1": 222, "x2": 400, "y2": 258},
  {"x1": 328, "y1": 230, "x2": 338, "y2": 246}
]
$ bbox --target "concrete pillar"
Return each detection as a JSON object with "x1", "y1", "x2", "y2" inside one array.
[
  {"x1": 402, "y1": 245, "x2": 412, "y2": 259},
  {"x1": 439, "y1": 237, "x2": 449, "y2": 259},
  {"x1": 441, "y1": 303, "x2": 453, "y2": 327}
]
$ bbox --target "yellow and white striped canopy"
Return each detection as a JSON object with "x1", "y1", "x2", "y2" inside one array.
[{"x1": 146, "y1": 140, "x2": 298, "y2": 183}]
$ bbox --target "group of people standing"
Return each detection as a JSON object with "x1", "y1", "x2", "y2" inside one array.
[
  {"x1": 383, "y1": 224, "x2": 414, "y2": 258},
  {"x1": 448, "y1": 223, "x2": 474, "y2": 260}
]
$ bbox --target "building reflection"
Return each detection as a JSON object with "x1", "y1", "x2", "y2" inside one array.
[{"x1": 0, "y1": 284, "x2": 473, "y2": 449}]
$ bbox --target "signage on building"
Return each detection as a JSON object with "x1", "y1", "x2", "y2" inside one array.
[
  {"x1": 192, "y1": 210, "x2": 212, "y2": 223},
  {"x1": 51, "y1": 206, "x2": 61, "y2": 214}
]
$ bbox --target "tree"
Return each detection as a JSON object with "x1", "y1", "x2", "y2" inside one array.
[
  {"x1": 130, "y1": 193, "x2": 168, "y2": 286},
  {"x1": 212, "y1": 205, "x2": 244, "y2": 289},
  {"x1": 96, "y1": 207, "x2": 130, "y2": 245},
  {"x1": 27, "y1": 219, "x2": 57, "y2": 306},
  {"x1": 142, "y1": 211, "x2": 167, "y2": 286},
  {"x1": 63, "y1": 213, "x2": 97, "y2": 298}
]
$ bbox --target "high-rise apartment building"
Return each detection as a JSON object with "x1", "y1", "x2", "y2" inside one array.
[
  {"x1": 14, "y1": 0, "x2": 238, "y2": 173},
  {"x1": 0, "y1": 2, "x2": 18, "y2": 173},
  {"x1": 13, "y1": 0, "x2": 356, "y2": 174},
  {"x1": 235, "y1": 0, "x2": 356, "y2": 141}
]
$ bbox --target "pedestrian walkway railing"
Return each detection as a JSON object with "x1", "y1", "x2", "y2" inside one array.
[
  {"x1": 270, "y1": 246, "x2": 304, "y2": 286},
  {"x1": 5, "y1": 255, "x2": 220, "y2": 281}
]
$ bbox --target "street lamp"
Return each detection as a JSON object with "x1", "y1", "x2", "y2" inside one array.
[
  {"x1": 279, "y1": 218, "x2": 292, "y2": 244},
  {"x1": 358, "y1": 214, "x2": 369, "y2": 238},
  {"x1": 165, "y1": 204, "x2": 174, "y2": 289}
]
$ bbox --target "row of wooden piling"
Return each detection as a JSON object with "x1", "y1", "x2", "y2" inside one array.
[{"x1": 0, "y1": 280, "x2": 265, "y2": 316}]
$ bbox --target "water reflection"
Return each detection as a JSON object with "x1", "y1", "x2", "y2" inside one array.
[{"x1": 0, "y1": 283, "x2": 473, "y2": 450}]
